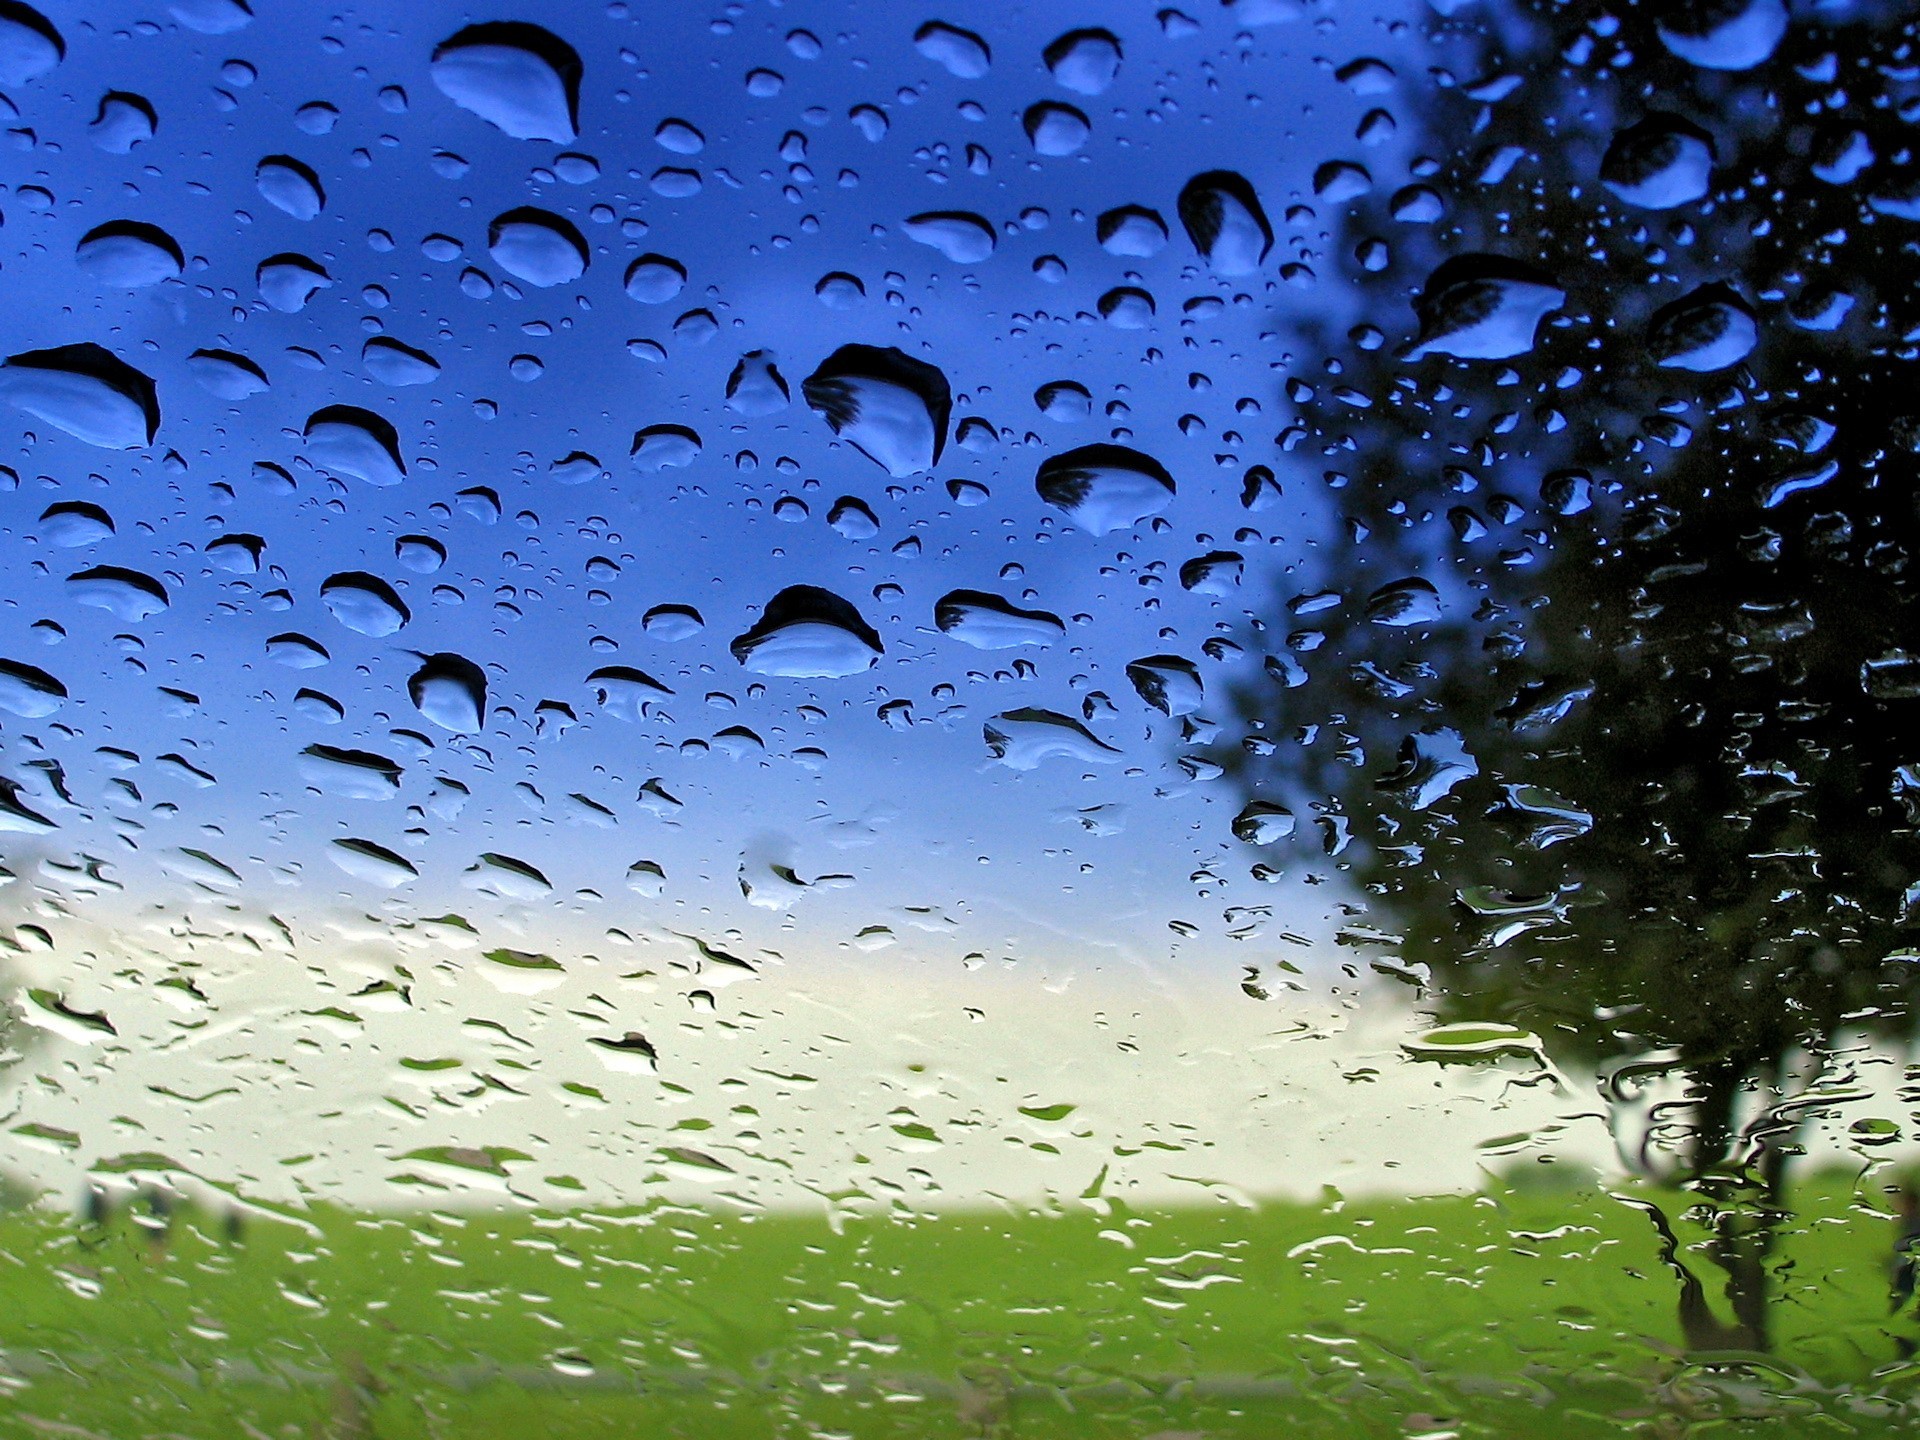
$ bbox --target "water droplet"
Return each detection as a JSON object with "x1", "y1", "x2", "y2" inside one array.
[
  {"x1": 623, "y1": 254, "x2": 686, "y2": 304},
  {"x1": 934, "y1": 590, "x2": 1065, "y2": 649},
  {"x1": 1404, "y1": 256, "x2": 1565, "y2": 361},
  {"x1": 731, "y1": 585, "x2": 884, "y2": 678},
  {"x1": 39, "y1": 501, "x2": 114, "y2": 548},
  {"x1": 914, "y1": 21, "x2": 990, "y2": 79},
  {"x1": 331, "y1": 838, "x2": 417, "y2": 887},
  {"x1": 642, "y1": 605, "x2": 703, "y2": 640},
  {"x1": 256, "y1": 253, "x2": 332, "y2": 312},
  {"x1": 66, "y1": 565, "x2": 169, "y2": 621},
  {"x1": 89, "y1": 90, "x2": 156, "y2": 153},
  {"x1": 488, "y1": 208, "x2": 588, "y2": 287},
  {"x1": 0, "y1": 658, "x2": 66, "y2": 718},
  {"x1": 321, "y1": 572, "x2": 410, "y2": 637},
  {"x1": 187, "y1": 348, "x2": 269, "y2": 399},
  {"x1": 1602, "y1": 114, "x2": 1715, "y2": 209},
  {"x1": 1366, "y1": 577, "x2": 1442, "y2": 626},
  {"x1": 1178, "y1": 172, "x2": 1272, "y2": 275},
  {"x1": 0, "y1": 1, "x2": 61, "y2": 85},
  {"x1": 362, "y1": 337, "x2": 440, "y2": 386},
  {"x1": 726, "y1": 351, "x2": 790, "y2": 415},
  {"x1": 984, "y1": 708, "x2": 1121, "y2": 769},
  {"x1": 0, "y1": 343, "x2": 158, "y2": 448},
  {"x1": 1126, "y1": 655, "x2": 1204, "y2": 715},
  {"x1": 1232, "y1": 801, "x2": 1296, "y2": 844},
  {"x1": 803, "y1": 345, "x2": 951, "y2": 476},
  {"x1": 1097, "y1": 205, "x2": 1167, "y2": 258},
  {"x1": 1045, "y1": 28, "x2": 1121, "y2": 96},
  {"x1": 75, "y1": 221, "x2": 182, "y2": 287},
  {"x1": 1647, "y1": 284, "x2": 1757, "y2": 372},
  {"x1": 431, "y1": 22, "x2": 581, "y2": 142},
  {"x1": 1034, "y1": 443, "x2": 1175, "y2": 535},
  {"x1": 409, "y1": 653, "x2": 486, "y2": 731},
  {"x1": 1656, "y1": 0, "x2": 1786, "y2": 71},
  {"x1": 255, "y1": 156, "x2": 325, "y2": 220},
  {"x1": 298, "y1": 745, "x2": 401, "y2": 800},
  {"x1": 305, "y1": 405, "x2": 406, "y2": 485},
  {"x1": 630, "y1": 424, "x2": 702, "y2": 472},
  {"x1": 903, "y1": 211, "x2": 996, "y2": 263},
  {"x1": 1024, "y1": 102, "x2": 1090, "y2": 156}
]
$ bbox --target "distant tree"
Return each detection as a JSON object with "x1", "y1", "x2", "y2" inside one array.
[{"x1": 1218, "y1": 0, "x2": 1920, "y2": 1349}]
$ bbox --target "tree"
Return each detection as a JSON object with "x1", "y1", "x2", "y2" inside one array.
[{"x1": 1217, "y1": 0, "x2": 1920, "y2": 1351}]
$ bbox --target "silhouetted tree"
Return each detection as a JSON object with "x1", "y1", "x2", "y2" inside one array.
[{"x1": 1219, "y1": 0, "x2": 1920, "y2": 1351}]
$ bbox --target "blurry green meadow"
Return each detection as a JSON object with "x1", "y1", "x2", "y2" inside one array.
[{"x1": 2, "y1": 1168, "x2": 1919, "y2": 1438}]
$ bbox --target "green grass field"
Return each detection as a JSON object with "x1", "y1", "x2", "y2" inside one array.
[{"x1": 2, "y1": 1170, "x2": 1918, "y2": 1438}]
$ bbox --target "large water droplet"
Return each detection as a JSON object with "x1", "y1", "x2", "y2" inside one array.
[
  {"x1": 409, "y1": 653, "x2": 486, "y2": 731},
  {"x1": 914, "y1": 21, "x2": 989, "y2": 78},
  {"x1": 984, "y1": 709, "x2": 1122, "y2": 770},
  {"x1": 305, "y1": 405, "x2": 406, "y2": 485},
  {"x1": 39, "y1": 501, "x2": 114, "y2": 547},
  {"x1": 0, "y1": 658, "x2": 66, "y2": 718},
  {"x1": 1126, "y1": 656, "x2": 1205, "y2": 715},
  {"x1": 623, "y1": 254, "x2": 686, "y2": 303},
  {"x1": 1045, "y1": 28, "x2": 1121, "y2": 96},
  {"x1": 321, "y1": 572, "x2": 410, "y2": 637},
  {"x1": 803, "y1": 345, "x2": 951, "y2": 476},
  {"x1": 431, "y1": 22, "x2": 581, "y2": 142},
  {"x1": 1178, "y1": 172, "x2": 1272, "y2": 275},
  {"x1": 89, "y1": 91, "x2": 156, "y2": 152},
  {"x1": 1656, "y1": 0, "x2": 1786, "y2": 71},
  {"x1": 362, "y1": 337, "x2": 440, "y2": 387},
  {"x1": 934, "y1": 590, "x2": 1065, "y2": 649},
  {"x1": 0, "y1": 2, "x2": 61, "y2": 86},
  {"x1": 1035, "y1": 443, "x2": 1175, "y2": 535},
  {"x1": 630, "y1": 424, "x2": 702, "y2": 471},
  {"x1": 903, "y1": 212, "x2": 996, "y2": 263},
  {"x1": 488, "y1": 208, "x2": 588, "y2": 287},
  {"x1": 731, "y1": 586, "x2": 884, "y2": 678},
  {"x1": 1601, "y1": 115, "x2": 1715, "y2": 209},
  {"x1": 1648, "y1": 284, "x2": 1758, "y2": 372},
  {"x1": 257, "y1": 253, "x2": 331, "y2": 312},
  {"x1": 1405, "y1": 256, "x2": 1565, "y2": 361},
  {"x1": 187, "y1": 348, "x2": 269, "y2": 399},
  {"x1": 66, "y1": 565, "x2": 169, "y2": 621},
  {"x1": 255, "y1": 156, "x2": 325, "y2": 220},
  {"x1": 75, "y1": 221, "x2": 182, "y2": 287},
  {"x1": 298, "y1": 745, "x2": 402, "y2": 800},
  {"x1": 0, "y1": 344, "x2": 158, "y2": 448}
]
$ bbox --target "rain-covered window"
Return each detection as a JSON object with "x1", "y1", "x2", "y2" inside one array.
[{"x1": 3, "y1": 0, "x2": 1920, "y2": 1432}]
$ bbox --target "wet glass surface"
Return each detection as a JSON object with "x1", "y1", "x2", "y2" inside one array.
[{"x1": 3, "y1": 0, "x2": 1920, "y2": 1433}]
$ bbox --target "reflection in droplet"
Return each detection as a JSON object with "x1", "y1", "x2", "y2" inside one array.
[
  {"x1": 431, "y1": 21, "x2": 581, "y2": 142},
  {"x1": 1178, "y1": 171, "x2": 1272, "y2": 275},
  {"x1": 488, "y1": 208, "x2": 588, "y2": 287},
  {"x1": 934, "y1": 591, "x2": 1065, "y2": 649},
  {"x1": 803, "y1": 345, "x2": 951, "y2": 476},
  {"x1": 1404, "y1": 255, "x2": 1565, "y2": 361},
  {"x1": 984, "y1": 708, "x2": 1122, "y2": 770},
  {"x1": 409, "y1": 653, "x2": 486, "y2": 731},
  {"x1": 731, "y1": 586, "x2": 884, "y2": 678},
  {"x1": 1035, "y1": 444, "x2": 1175, "y2": 535},
  {"x1": 66, "y1": 565, "x2": 169, "y2": 621},
  {"x1": 305, "y1": 406, "x2": 406, "y2": 486},
  {"x1": 75, "y1": 221, "x2": 182, "y2": 287},
  {"x1": 0, "y1": 343, "x2": 158, "y2": 448},
  {"x1": 321, "y1": 572, "x2": 410, "y2": 637}
]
